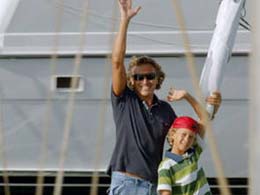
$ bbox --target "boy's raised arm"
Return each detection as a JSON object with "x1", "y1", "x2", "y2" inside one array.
[
  {"x1": 167, "y1": 88, "x2": 222, "y2": 138},
  {"x1": 111, "y1": 0, "x2": 141, "y2": 96}
]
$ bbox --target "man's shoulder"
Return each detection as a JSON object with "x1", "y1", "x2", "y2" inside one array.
[
  {"x1": 156, "y1": 99, "x2": 175, "y2": 117},
  {"x1": 155, "y1": 97, "x2": 172, "y2": 108},
  {"x1": 111, "y1": 86, "x2": 135, "y2": 99},
  {"x1": 159, "y1": 99, "x2": 171, "y2": 106}
]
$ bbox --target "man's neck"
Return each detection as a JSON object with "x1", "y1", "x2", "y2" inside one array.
[{"x1": 141, "y1": 96, "x2": 154, "y2": 107}]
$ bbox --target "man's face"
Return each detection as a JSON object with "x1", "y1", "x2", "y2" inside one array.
[{"x1": 130, "y1": 64, "x2": 158, "y2": 100}]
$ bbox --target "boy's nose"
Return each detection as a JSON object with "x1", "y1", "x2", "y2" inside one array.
[{"x1": 184, "y1": 136, "x2": 191, "y2": 142}]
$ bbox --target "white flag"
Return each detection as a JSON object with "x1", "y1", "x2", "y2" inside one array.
[
  {"x1": 0, "y1": 0, "x2": 20, "y2": 48},
  {"x1": 199, "y1": 0, "x2": 245, "y2": 115},
  {"x1": 200, "y1": 0, "x2": 245, "y2": 97}
]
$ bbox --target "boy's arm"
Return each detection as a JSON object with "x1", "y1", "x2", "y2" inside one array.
[
  {"x1": 167, "y1": 88, "x2": 206, "y2": 121},
  {"x1": 183, "y1": 92, "x2": 207, "y2": 138},
  {"x1": 111, "y1": 0, "x2": 141, "y2": 96},
  {"x1": 167, "y1": 88, "x2": 222, "y2": 138}
]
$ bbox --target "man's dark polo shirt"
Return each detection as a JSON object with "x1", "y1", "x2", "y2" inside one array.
[{"x1": 107, "y1": 87, "x2": 177, "y2": 183}]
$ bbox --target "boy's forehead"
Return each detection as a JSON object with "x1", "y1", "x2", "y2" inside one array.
[{"x1": 176, "y1": 128, "x2": 196, "y2": 135}]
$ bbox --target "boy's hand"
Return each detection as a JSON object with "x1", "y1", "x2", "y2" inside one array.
[
  {"x1": 167, "y1": 88, "x2": 187, "y2": 102},
  {"x1": 118, "y1": 0, "x2": 141, "y2": 20},
  {"x1": 206, "y1": 91, "x2": 222, "y2": 116}
]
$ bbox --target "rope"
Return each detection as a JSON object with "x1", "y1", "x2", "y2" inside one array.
[
  {"x1": 170, "y1": 0, "x2": 231, "y2": 195},
  {"x1": 52, "y1": 0, "x2": 91, "y2": 194},
  {"x1": 54, "y1": 1, "x2": 214, "y2": 31},
  {"x1": 0, "y1": 104, "x2": 11, "y2": 195},
  {"x1": 89, "y1": 1, "x2": 118, "y2": 195},
  {"x1": 0, "y1": 1, "x2": 240, "y2": 195},
  {"x1": 35, "y1": 0, "x2": 65, "y2": 195}
]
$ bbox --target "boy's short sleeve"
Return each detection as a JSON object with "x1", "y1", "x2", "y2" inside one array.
[{"x1": 157, "y1": 161, "x2": 173, "y2": 193}]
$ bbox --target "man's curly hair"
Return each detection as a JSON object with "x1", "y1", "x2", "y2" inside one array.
[{"x1": 127, "y1": 56, "x2": 165, "y2": 89}]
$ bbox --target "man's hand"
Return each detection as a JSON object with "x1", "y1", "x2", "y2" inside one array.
[
  {"x1": 118, "y1": 0, "x2": 141, "y2": 20},
  {"x1": 206, "y1": 91, "x2": 222, "y2": 117}
]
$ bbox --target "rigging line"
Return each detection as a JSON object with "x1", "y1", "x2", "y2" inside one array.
[
  {"x1": 89, "y1": 2, "x2": 118, "y2": 195},
  {"x1": 52, "y1": 1, "x2": 90, "y2": 195},
  {"x1": 58, "y1": 11, "x2": 213, "y2": 50},
  {"x1": 239, "y1": 0, "x2": 251, "y2": 31},
  {"x1": 4, "y1": 110, "x2": 45, "y2": 137},
  {"x1": 239, "y1": 18, "x2": 251, "y2": 31},
  {"x1": 35, "y1": 0, "x2": 65, "y2": 195},
  {"x1": 239, "y1": 21, "x2": 250, "y2": 31},
  {"x1": 170, "y1": 0, "x2": 231, "y2": 195},
  {"x1": 130, "y1": 33, "x2": 210, "y2": 49},
  {"x1": 239, "y1": 0, "x2": 251, "y2": 30},
  {"x1": 0, "y1": 103, "x2": 11, "y2": 195},
  {"x1": 54, "y1": 1, "x2": 213, "y2": 31},
  {"x1": 241, "y1": 17, "x2": 251, "y2": 28},
  {"x1": 241, "y1": 0, "x2": 247, "y2": 17},
  {"x1": 0, "y1": 3, "x2": 11, "y2": 192},
  {"x1": 0, "y1": 71, "x2": 10, "y2": 195}
]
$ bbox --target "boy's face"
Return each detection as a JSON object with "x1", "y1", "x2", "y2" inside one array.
[{"x1": 171, "y1": 128, "x2": 196, "y2": 155}]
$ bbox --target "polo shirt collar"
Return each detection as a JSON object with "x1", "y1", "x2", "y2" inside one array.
[
  {"x1": 165, "y1": 148, "x2": 195, "y2": 163},
  {"x1": 152, "y1": 94, "x2": 161, "y2": 105},
  {"x1": 139, "y1": 93, "x2": 161, "y2": 110},
  {"x1": 165, "y1": 150, "x2": 183, "y2": 163},
  {"x1": 143, "y1": 94, "x2": 161, "y2": 106}
]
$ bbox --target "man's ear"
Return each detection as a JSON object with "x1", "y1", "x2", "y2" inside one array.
[
  {"x1": 129, "y1": 77, "x2": 135, "y2": 88},
  {"x1": 127, "y1": 77, "x2": 134, "y2": 90},
  {"x1": 130, "y1": 77, "x2": 134, "y2": 84}
]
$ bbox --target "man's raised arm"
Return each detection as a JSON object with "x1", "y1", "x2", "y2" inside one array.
[{"x1": 111, "y1": 0, "x2": 141, "y2": 96}]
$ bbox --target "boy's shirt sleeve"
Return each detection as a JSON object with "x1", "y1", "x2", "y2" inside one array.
[{"x1": 157, "y1": 159, "x2": 173, "y2": 193}]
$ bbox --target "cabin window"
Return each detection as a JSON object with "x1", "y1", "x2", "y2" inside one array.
[{"x1": 51, "y1": 75, "x2": 84, "y2": 92}]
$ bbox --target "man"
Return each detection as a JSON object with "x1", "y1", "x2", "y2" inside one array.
[{"x1": 107, "y1": 0, "x2": 221, "y2": 194}]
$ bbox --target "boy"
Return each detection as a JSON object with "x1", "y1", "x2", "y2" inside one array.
[{"x1": 157, "y1": 115, "x2": 212, "y2": 195}]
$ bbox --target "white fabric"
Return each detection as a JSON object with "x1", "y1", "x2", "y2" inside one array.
[
  {"x1": 193, "y1": 183, "x2": 212, "y2": 195},
  {"x1": 157, "y1": 184, "x2": 172, "y2": 192},
  {"x1": 158, "y1": 158, "x2": 178, "y2": 171},
  {"x1": 200, "y1": 0, "x2": 245, "y2": 98},
  {"x1": 175, "y1": 164, "x2": 203, "y2": 186},
  {"x1": 0, "y1": 0, "x2": 20, "y2": 48}
]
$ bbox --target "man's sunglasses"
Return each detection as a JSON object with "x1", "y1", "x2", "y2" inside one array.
[{"x1": 132, "y1": 73, "x2": 157, "y2": 81}]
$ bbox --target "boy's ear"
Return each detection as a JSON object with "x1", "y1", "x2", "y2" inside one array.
[
  {"x1": 171, "y1": 128, "x2": 177, "y2": 134},
  {"x1": 168, "y1": 128, "x2": 176, "y2": 138}
]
